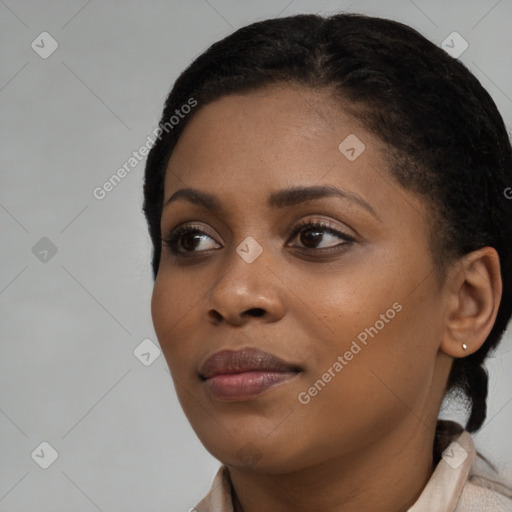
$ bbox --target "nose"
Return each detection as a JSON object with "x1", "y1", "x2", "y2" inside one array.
[{"x1": 204, "y1": 246, "x2": 286, "y2": 326}]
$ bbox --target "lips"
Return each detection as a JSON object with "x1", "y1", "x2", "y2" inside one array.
[
  {"x1": 200, "y1": 347, "x2": 299, "y2": 378},
  {"x1": 199, "y1": 347, "x2": 301, "y2": 401}
]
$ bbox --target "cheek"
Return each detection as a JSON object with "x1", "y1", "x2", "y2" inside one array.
[
  {"x1": 296, "y1": 250, "x2": 440, "y2": 398},
  {"x1": 151, "y1": 278, "x2": 175, "y2": 342},
  {"x1": 150, "y1": 276, "x2": 199, "y2": 369},
  {"x1": 151, "y1": 265, "x2": 207, "y2": 329},
  {"x1": 289, "y1": 306, "x2": 439, "y2": 458}
]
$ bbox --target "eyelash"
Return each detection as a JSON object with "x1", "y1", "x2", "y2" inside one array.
[{"x1": 161, "y1": 221, "x2": 355, "y2": 258}]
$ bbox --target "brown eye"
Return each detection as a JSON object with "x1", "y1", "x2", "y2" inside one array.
[
  {"x1": 289, "y1": 221, "x2": 354, "y2": 250},
  {"x1": 180, "y1": 231, "x2": 203, "y2": 252},
  {"x1": 299, "y1": 228, "x2": 324, "y2": 248},
  {"x1": 162, "y1": 225, "x2": 221, "y2": 256}
]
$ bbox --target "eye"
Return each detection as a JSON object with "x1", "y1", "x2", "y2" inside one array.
[
  {"x1": 162, "y1": 220, "x2": 355, "y2": 259},
  {"x1": 161, "y1": 224, "x2": 221, "y2": 256},
  {"x1": 288, "y1": 221, "x2": 355, "y2": 251}
]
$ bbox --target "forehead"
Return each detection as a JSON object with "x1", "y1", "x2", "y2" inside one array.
[
  {"x1": 163, "y1": 85, "x2": 427, "y2": 228},
  {"x1": 166, "y1": 87, "x2": 378, "y2": 189}
]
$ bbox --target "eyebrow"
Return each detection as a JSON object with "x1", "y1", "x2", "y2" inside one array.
[{"x1": 163, "y1": 185, "x2": 379, "y2": 219}]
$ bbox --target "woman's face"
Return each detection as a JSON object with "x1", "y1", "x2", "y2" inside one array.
[{"x1": 151, "y1": 85, "x2": 452, "y2": 472}]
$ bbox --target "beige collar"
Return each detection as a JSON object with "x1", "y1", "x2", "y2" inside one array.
[
  {"x1": 194, "y1": 430, "x2": 476, "y2": 512},
  {"x1": 407, "y1": 430, "x2": 475, "y2": 511}
]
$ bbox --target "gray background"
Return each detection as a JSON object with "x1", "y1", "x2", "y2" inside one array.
[{"x1": 1, "y1": 0, "x2": 511, "y2": 510}]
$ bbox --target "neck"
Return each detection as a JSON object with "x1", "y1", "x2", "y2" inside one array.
[{"x1": 228, "y1": 419, "x2": 436, "y2": 512}]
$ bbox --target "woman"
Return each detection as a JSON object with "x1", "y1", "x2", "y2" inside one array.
[{"x1": 143, "y1": 13, "x2": 512, "y2": 511}]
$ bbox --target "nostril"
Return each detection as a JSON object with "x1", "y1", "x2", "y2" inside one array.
[
  {"x1": 209, "y1": 310, "x2": 223, "y2": 322},
  {"x1": 246, "y1": 308, "x2": 265, "y2": 317}
]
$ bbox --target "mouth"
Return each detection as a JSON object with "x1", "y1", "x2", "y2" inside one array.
[{"x1": 199, "y1": 347, "x2": 301, "y2": 401}]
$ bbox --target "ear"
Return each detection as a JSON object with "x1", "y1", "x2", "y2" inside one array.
[{"x1": 440, "y1": 247, "x2": 502, "y2": 358}]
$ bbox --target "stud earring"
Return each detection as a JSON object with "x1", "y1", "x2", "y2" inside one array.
[{"x1": 462, "y1": 343, "x2": 468, "y2": 351}]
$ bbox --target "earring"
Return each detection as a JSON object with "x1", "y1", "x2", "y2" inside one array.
[{"x1": 462, "y1": 343, "x2": 468, "y2": 351}]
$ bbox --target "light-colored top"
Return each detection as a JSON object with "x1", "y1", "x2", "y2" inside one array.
[{"x1": 194, "y1": 430, "x2": 512, "y2": 511}]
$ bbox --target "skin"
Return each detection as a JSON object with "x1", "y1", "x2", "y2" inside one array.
[{"x1": 151, "y1": 85, "x2": 502, "y2": 512}]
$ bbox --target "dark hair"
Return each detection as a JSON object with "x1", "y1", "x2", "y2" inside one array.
[{"x1": 143, "y1": 13, "x2": 512, "y2": 434}]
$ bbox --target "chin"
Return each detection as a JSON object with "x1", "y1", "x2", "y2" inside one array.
[{"x1": 200, "y1": 432, "x2": 321, "y2": 475}]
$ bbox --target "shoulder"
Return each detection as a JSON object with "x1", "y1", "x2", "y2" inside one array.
[
  {"x1": 456, "y1": 453, "x2": 512, "y2": 511},
  {"x1": 193, "y1": 466, "x2": 234, "y2": 512},
  {"x1": 456, "y1": 480, "x2": 512, "y2": 511}
]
